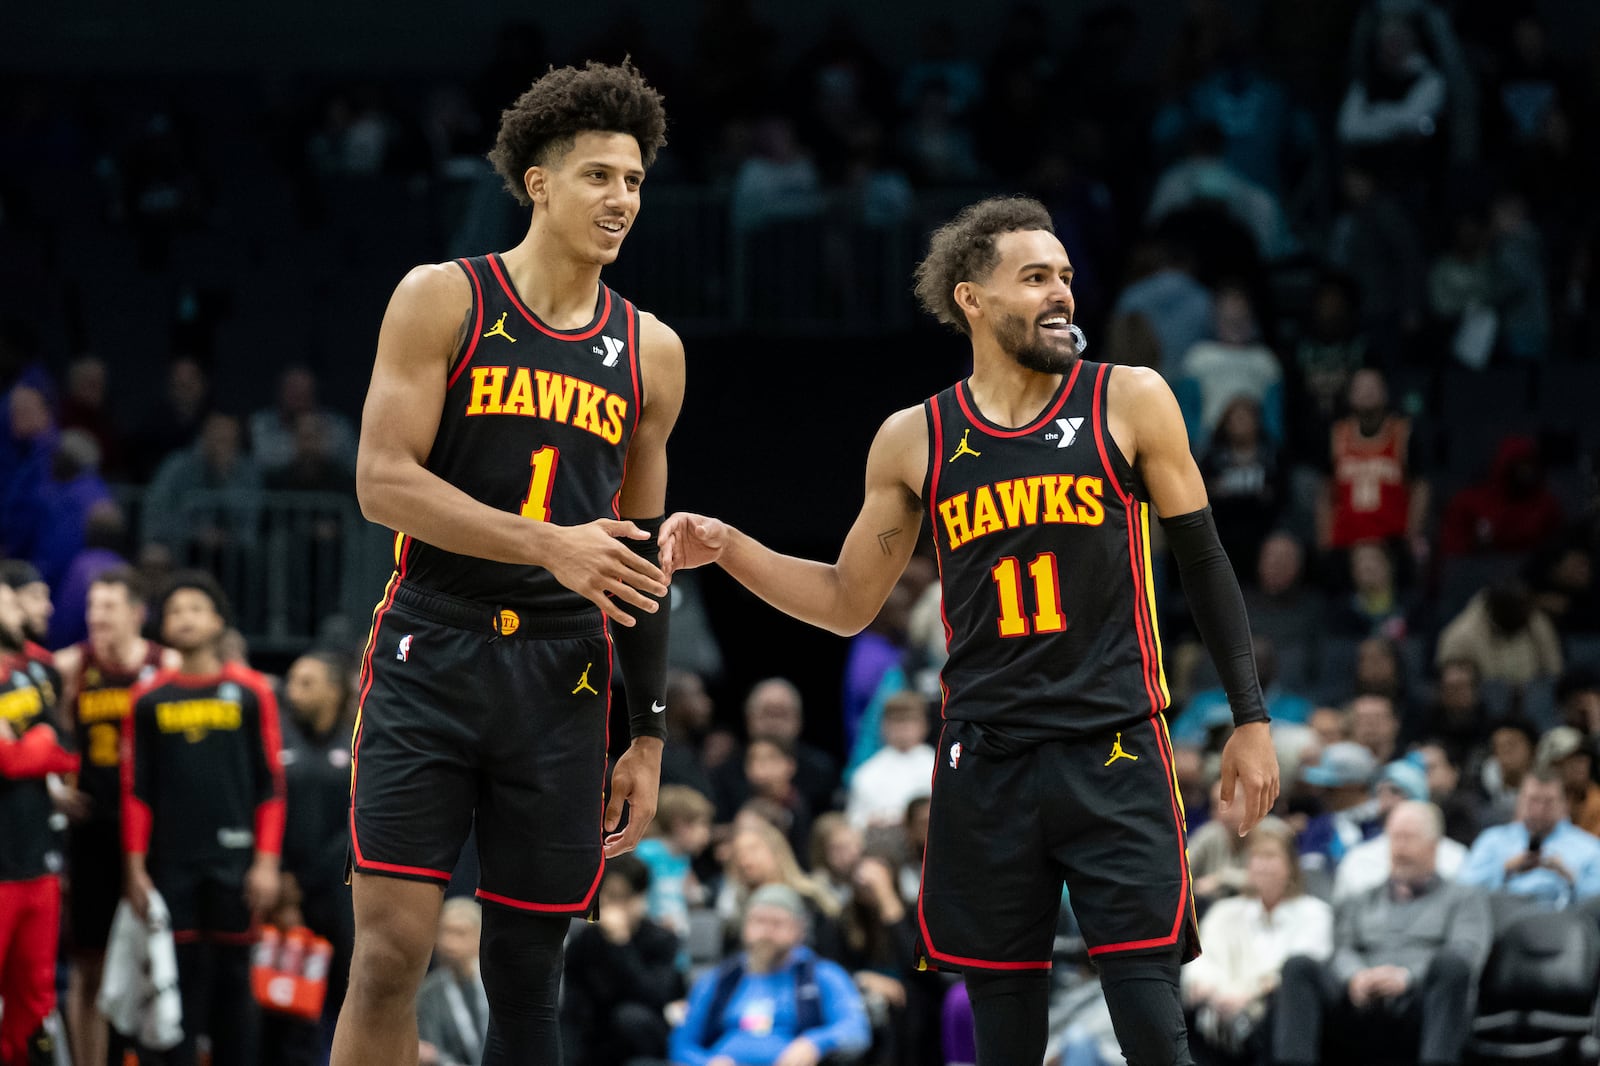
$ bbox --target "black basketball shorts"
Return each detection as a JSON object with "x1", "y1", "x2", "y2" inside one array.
[
  {"x1": 152, "y1": 858, "x2": 254, "y2": 943},
  {"x1": 916, "y1": 715, "x2": 1198, "y2": 972},
  {"x1": 349, "y1": 580, "x2": 611, "y2": 916},
  {"x1": 66, "y1": 817, "x2": 123, "y2": 952}
]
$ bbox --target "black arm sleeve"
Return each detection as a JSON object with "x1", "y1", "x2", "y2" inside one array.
[
  {"x1": 1160, "y1": 507, "x2": 1269, "y2": 728},
  {"x1": 611, "y1": 515, "x2": 671, "y2": 741}
]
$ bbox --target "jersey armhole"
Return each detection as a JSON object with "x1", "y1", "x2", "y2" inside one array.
[
  {"x1": 445, "y1": 257, "x2": 487, "y2": 390},
  {"x1": 923, "y1": 397, "x2": 944, "y2": 538},
  {"x1": 1091, "y1": 363, "x2": 1147, "y2": 503},
  {"x1": 625, "y1": 297, "x2": 643, "y2": 417}
]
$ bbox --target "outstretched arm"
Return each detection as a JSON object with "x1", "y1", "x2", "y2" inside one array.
[
  {"x1": 1112, "y1": 366, "x2": 1279, "y2": 832},
  {"x1": 662, "y1": 406, "x2": 926, "y2": 637}
]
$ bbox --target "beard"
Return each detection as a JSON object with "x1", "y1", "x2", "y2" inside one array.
[
  {"x1": 994, "y1": 309, "x2": 1082, "y2": 373},
  {"x1": 0, "y1": 624, "x2": 23, "y2": 654}
]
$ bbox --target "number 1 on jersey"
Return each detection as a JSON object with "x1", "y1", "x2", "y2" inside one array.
[
  {"x1": 520, "y1": 446, "x2": 560, "y2": 521},
  {"x1": 990, "y1": 552, "x2": 1066, "y2": 638}
]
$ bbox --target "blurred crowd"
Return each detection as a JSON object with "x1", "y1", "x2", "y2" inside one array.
[{"x1": 5, "y1": 0, "x2": 1600, "y2": 1064}]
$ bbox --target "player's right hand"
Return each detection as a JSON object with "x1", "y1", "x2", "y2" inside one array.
[
  {"x1": 127, "y1": 866, "x2": 155, "y2": 921},
  {"x1": 659, "y1": 512, "x2": 729, "y2": 579},
  {"x1": 544, "y1": 519, "x2": 668, "y2": 627}
]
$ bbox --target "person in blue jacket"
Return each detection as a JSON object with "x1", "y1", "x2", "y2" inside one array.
[{"x1": 671, "y1": 884, "x2": 871, "y2": 1066}]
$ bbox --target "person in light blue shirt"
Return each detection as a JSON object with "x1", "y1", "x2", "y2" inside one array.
[
  {"x1": 670, "y1": 884, "x2": 870, "y2": 1066},
  {"x1": 1457, "y1": 768, "x2": 1600, "y2": 909}
]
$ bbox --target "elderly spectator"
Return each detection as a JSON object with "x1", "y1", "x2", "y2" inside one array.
[
  {"x1": 671, "y1": 884, "x2": 871, "y2": 1066},
  {"x1": 1436, "y1": 579, "x2": 1562, "y2": 685},
  {"x1": 1273, "y1": 802, "x2": 1491, "y2": 1066},
  {"x1": 1538, "y1": 726, "x2": 1600, "y2": 836},
  {"x1": 1183, "y1": 819, "x2": 1332, "y2": 1064},
  {"x1": 1334, "y1": 760, "x2": 1468, "y2": 901},
  {"x1": 417, "y1": 899, "x2": 487, "y2": 1066},
  {"x1": 1458, "y1": 769, "x2": 1600, "y2": 909}
]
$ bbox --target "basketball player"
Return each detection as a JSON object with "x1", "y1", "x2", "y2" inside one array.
[
  {"x1": 54, "y1": 568, "x2": 174, "y2": 1066},
  {"x1": 662, "y1": 198, "x2": 1280, "y2": 1066},
  {"x1": 331, "y1": 61, "x2": 681, "y2": 1066}
]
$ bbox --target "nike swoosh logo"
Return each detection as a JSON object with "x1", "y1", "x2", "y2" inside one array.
[{"x1": 651, "y1": 701, "x2": 666, "y2": 714}]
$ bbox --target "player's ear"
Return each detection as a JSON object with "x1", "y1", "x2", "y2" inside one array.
[
  {"x1": 953, "y1": 281, "x2": 982, "y2": 322},
  {"x1": 524, "y1": 166, "x2": 548, "y2": 206}
]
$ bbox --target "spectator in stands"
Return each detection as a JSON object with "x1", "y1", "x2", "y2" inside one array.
[
  {"x1": 1273, "y1": 801, "x2": 1490, "y2": 1066},
  {"x1": 1243, "y1": 533, "x2": 1323, "y2": 676},
  {"x1": 24, "y1": 429, "x2": 113, "y2": 591},
  {"x1": 265, "y1": 413, "x2": 357, "y2": 495},
  {"x1": 896, "y1": 796, "x2": 929, "y2": 907},
  {"x1": 49, "y1": 499, "x2": 129, "y2": 648},
  {"x1": 1308, "y1": 706, "x2": 1349, "y2": 750},
  {"x1": 841, "y1": 578, "x2": 912, "y2": 751},
  {"x1": 59, "y1": 356, "x2": 123, "y2": 477},
  {"x1": 1527, "y1": 540, "x2": 1600, "y2": 635},
  {"x1": 1188, "y1": 777, "x2": 1251, "y2": 911},
  {"x1": 808, "y1": 814, "x2": 864, "y2": 910},
  {"x1": 1559, "y1": 668, "x2": 1600, "y2": 736},
  {"x1": 251, "y1": 367, "x2": 357, "y2": 478},
  {"x1": 1418, "y1": 740, "x2": 1486, "y2": 845},
  {"x1": 1297, "y1": 741, "x2": 1379, "y2": 875},
  {"x1": 729, "y1": 117, "x2": 824, "y2": 233},
  {"x1": 1490, "y1": 191, "x2": 1551, "y2": 360},
  {"x1": 1183, "y1": 818, "x2": 1331, "y2": 1065},
  {"x1": 1337, "y1": 14, "x2": 1449, "y2": 172},
  {"x1": 896, "y1": 76, "x2": 985, "y2": 185},
  {"x1": 743, "y1": 736, "x2": 812, "y2": 863},
  {"x1": 1171, "y1": 636, "x2": 1313, "y2": 744},
  {"x1": 142, "y1": 411, "x2": 264, "y2": 553},
  {"x1": 636, "y1": 784, "x2": 714, "y2": 941},
  {"x1": 1326, "y1": 163, "x2": 1427, "y2": 362},
  {"x1": 1441, "y1": 436, "x2": 1565, "y2": 557},
  {"x1": 657, "y1": 669, "x2": 723, "y2": 798},
  {"x1": 1480, "y1": 718, "x2": 1539, "y2": 825},
  {"x1": 670, "y1": 884, "x2": 871, "y2": 1066},
  {"x1": 832, "y1": 855, "x2": 916, "y2": 1060},
  {"x1": 1350, "y1": 692, "x2": 1401, "y2": 765},
  {"x1": 1110, "y1": 239, "x2": 1214, "y2": 372},
  {"x1": 1436, "y1": 578, "x2": 1562, "y2": 685},
  {"x1": 1334, "y1": 759, "x2": 1468, "y2": 900},
  {"x1": 1200, "y1": 396, "x2": 1287, "y2": 573},
  {"x1": 128, "y1": 355, "x2": 211, "y2": 481},
  {"x1": 1330, "y1": 541, "x2": 1418, "y2": 642},
  {"x1": 1146, "y1": 124, "x2": 1293, "y2": 261},
  {"x1": 1353, "y1": 636, "x2": 1409, "y2": 707},
  {"x1": 845, "y1": 691, "x2": 933, "y2": 831},
  {"x1": 416, "y1": 899, "x2": 487, "y2": 1066},
  {"x1": 715, "y1": 821, "x2": 841, "y2": 956},
  {"x1": 561, "y1": 855, "x2": 683, "y2": 1066},
  {"x1": 714, "y1": 678, "x2": 838, "y2": 821},
  {"x1": 1409, "y1": 659, "x2": 1488, "y2": 761},
  {"x1": 1318, "y1": 369, "x2": 1429, "y2": 560},
  {"x1": 1286, "y1": 272, "x2": 1368, "y2": 460},
  {"x1": 1458, "y1": 769, "x2": 1600, "y2": 909},
  {"x1": 0, "y1": 387, "x2": 55, "y2": 572},
  {"x1": 1428, "y1": 209, "x2": 1495, "y2": 359},
  {"x1": 1177, "y1": 284, "x2": 1285, "y2": 450},
  {"x1": 1536, "y1": 726, "x2": 1600, "y2": 837}
]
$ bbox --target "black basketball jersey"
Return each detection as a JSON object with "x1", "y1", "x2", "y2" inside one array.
[
  {"x1": 397, "y1": 253, "x2": 643, "y2": 613},
  {"x1": 0, "y1": 653, "x2": 73, "y2": 880},
  {"x1": 71, "y1": 640, "x2": 165, "y2": 820},
  {"x1": 922, "y1": 359, "x2": 1171, "y2": 740}
]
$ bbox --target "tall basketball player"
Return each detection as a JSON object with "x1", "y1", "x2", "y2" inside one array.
[
  {"x1": 331, "y1": 62, "x2": 682, "y2": 1066},
  {"x1": 663, "y1": 198, "x2": 1279, "y2": 1066}
]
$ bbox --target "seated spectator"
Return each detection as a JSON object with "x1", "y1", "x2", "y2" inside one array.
[
  {"x1": 671, "y1": 884, "x2": 871, "y2": 1066},
  {"x1": 1285, "y1": 272, "x2": 1368, "y2": 461},
  {"x1": 1441, "y1": 436, "x2": 1564, "y2": 557},
  {"x1": 264, "y1": 413, "x2": 356, "y2": 494},
  {"x1": 636, "y1": 785, "x2": 714, "y2": 941},
  {"x1": 1417, "y1": 741, "x2": 1487, "y2": 846},
  {"x1": 1297, "y1": 742, "x2": 1380, "y2": 875},
  {"x1": 841, "y1": 579, "x2": 913, "y2": 753},
  {"x1": 1458, "y1": 769, "x2": 1600, "y2": 909},
  {"x1": 1528, "y1": 540, "x2": 1600, "y2": 635},
  {"x1": 896, "y1": 797, "x2": 929, "y2": 907},
  {"x1": 1559, "y1": 668, "x2": 1600, "y2": 736},
  {"x1": 1337, "y1": 16, "x2": 1449, "y2": 169},
  {"x1": 250, "y1": 366, "x2": 357, "y2": 477},
  {"x1": 562, "y1": 855, "x2": 684, "y2": 1066},
  {"x1": 729, "y1": 118, "x2": 825, "y2": 233},
  {"x1": 1200, "y1": 396, "x2": 1288, "y2": 572},
  {"x1": 1479, "y1": 717, "x2": 1538, "y2": 825},
  {"x1": 744, "y1": 736, "x2": 813, "y2": 863},
  {"x1": 1334, "y1": 760, "x2": 1468, "y2": 900},
  {"x1": 1242, "y1": 532, "x2": 1323, "y2": 670},
  {"x1": 845, "y1": 692, "x2": 933, "y2": 831},
  {"x1": 1538, "y1": 726, "x2": 1600, "y2": 836},
  {"x1": 1307, "y1": 706, "x2": 1348, "y2": 750},
  {"x1": 714, "y1": 678, "x2": 839, "y2": 822},
  {"x1": 1184, "y1": 819, "x2": 1332, "y2": 1064},
  {"x1": 58, "y1": 356, "x2": 122, "y2": 477},
  {"x1": 1350, "y1": 692, "x2": 1401, "y2": 765},
  {"x1": 809, "y1": 814, "x2": 866, "y2": 910},
  {"x1": 1273, "y1": 802, "x2": 1490, "y2": 1066},
  {"x1": 833, "y1": 856, "x2": 917, "y2": 1058},
  {"x1": 715, "y1": 821, "x2": 841, "y2": 955},
  {"x1": 1317, "y1": 369, "x2": 1428, "y2": 559},
  {"x1": 658, "y1": 668, "x2": 722, "y2": 798},
  {"x1": 143, "y1": 412, "x2": 263, "y2": 552},
  {"x1": 1147, "y1": 125, "x2": 1293, "y2": 261},
  {"x1": 127, "y1": 355, "x2": 211, "y2": 481},
  {"x1": 1330, "y1": 541, "x2": 1417, "y2": 641},
  {"x1": 417, "y1": 899, "x2": 487, "y2": 1066},
  {"x1": 1436, "y1": 579, "x2": 1562, "y2": 685},
  {"x1": 1407, "y1": 659, "x2": 1487, "y2": 760},
  {"x1": 1171, "y1": 636, "x2": 1313, "y2": 745},
  {"x1": 1352, "y1": 635, "x2": 1410, "y2": 707},
  {"x1": 1188, "y1": 778, "x2": 1251, "y2": 910},
  {"x1": 1177, "y1": 284, "x2": 1285, "y2": 449},
  {"x1": 1110, "y1": 239, "x2": 1213, "y2": 371}
]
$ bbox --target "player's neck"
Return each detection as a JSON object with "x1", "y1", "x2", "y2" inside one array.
[
  {"x1": 178, "y1": 647, "x2": 222, "y2": 678},
  {"x1": 501, "y1": 228, "x2": 604, "y2": 329},
  {"x1": 98, "y1": 636, "x2": 143, "y2": 670},
  {"x1": 966, "y1": 344, "x2": 1065, "y2": 428}
]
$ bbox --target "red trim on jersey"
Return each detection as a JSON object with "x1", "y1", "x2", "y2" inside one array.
[
  {"x1": 234, "y1": 665, "x2": 286, "y2": 857},
  {"x1": 446, "y1": 258, "x2": 488, "y2": 391},
  {"x1": 915, "y1": 726, "x2": 1051, "y2": 971},
  {"x1": 625, "y1": 299, "x2": 641, "y2": 418},
  {"x1": 1089, "y1": 364, "x2": 1162, "y2": 715},
  {"x1": 1087, "y1": 718, "x2": 1192, "y2": 957},
  {"x1": 955, "y1": 360, "x2": 1083, "y2": 439},
  {"x1": 486, "y1": 254, "x2": 613, "y2": 341},
  {"x1": 925, "y1": 400, "x2": 955, "y2": 692},
  {"x1": 121, "y1": 674, "x2": 158, "y2": 855}
]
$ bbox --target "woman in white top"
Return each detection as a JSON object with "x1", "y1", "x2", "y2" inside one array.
[{"x1": 1182, "y1": 818, "x2": 1333, "y2": 1063}]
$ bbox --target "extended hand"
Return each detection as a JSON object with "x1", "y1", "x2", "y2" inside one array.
[
  {"x1": 604, "y1": 739, "x2": 662, "y2": 858},
  {"x1": 659, "y1": 512, "x2": 729, "y2": 579},
  {"x1": 543, "y1": 519, "x2": 668, "y2": 627},
  {"x1": 1218, "y1": 722, "x2": 1279, "y2": 835}
]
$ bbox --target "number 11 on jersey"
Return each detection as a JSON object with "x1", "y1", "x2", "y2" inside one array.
[
  {"x1": 520, "y1": 446, "x2": 560, "y2": 521},
  {"x1": 990, "y1": 552, "x2": 1066, "y2": 637}
]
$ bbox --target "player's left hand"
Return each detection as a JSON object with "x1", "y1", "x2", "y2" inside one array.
[
  {"x1": 604, "y1": 738, "x2": 663, "y2": 858},
  {"x1": 775, "y1": 1036, "x2": 823, "y2": 1066},
  {"x1": 1218, "y1": 721, "x2": 1278, "y2": 836}
]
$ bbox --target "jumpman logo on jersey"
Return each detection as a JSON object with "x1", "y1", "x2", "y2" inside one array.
[
  {"x1": 947, "y1": 428, "x2": 982, "y2": 463},
  {"x1": 572, "y1": 662, "x2": 599, "y2": 696},
  {"x1": 483, "y1": 311, "x2": 517, "y2": 343},
  {"x1": 1104, "y1": 732, "x2": 1139, "y2": 766}
]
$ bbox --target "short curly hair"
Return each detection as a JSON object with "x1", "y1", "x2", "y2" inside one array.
[
  {"x1": 488, "y1": 59, "x2": 668, "y2": 206},
  {"x1": 913, "y1": 197, "x2": 1056, "y2": 335}
]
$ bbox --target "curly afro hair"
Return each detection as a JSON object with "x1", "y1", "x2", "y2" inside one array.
[
  {"x1": 913, "y1": 197, "x2": 1055, "y2": 335},
  {"x1": 488, "y1": 59, "x2": 668, "y2": 206}
]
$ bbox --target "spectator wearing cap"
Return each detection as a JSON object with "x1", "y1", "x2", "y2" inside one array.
[
  {"x1": 1334, "y1": 759, "x2": 1468, "y2": 901},
  {"x1": 1457, "y1": 768, "x2": 1600, "y2": 909},
  {"x1": 1297, "y1": 742, "x2": 1379, "y2": 875},
  {"x1": 1538, "y1": 726, "x2": 1600, "y2": 836},
  {"x1": 1479, "y1": 717, "x2": 1538, "y2": 826},
  {"x1": 670, "y1": 883, "x2": 871, "y2": 1066},
  {"x1": 1274, "y1": 802, "x2": 1490, "y2": 1066}
]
